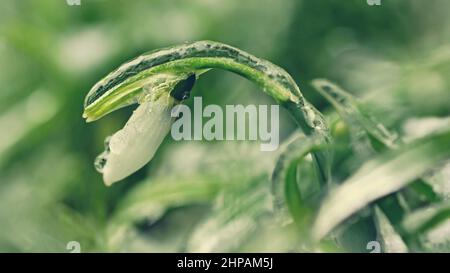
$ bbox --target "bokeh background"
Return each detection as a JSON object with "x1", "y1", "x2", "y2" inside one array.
[{"x1": 0, "y1": 0, "x2": 449, "y2": 252}]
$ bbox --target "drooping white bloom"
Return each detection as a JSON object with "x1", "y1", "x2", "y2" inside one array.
[{"x1": 95, "y1": 95, "x2": 175, "y2": 186}]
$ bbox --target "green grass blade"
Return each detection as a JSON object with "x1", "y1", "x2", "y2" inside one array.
[
  {"x1": 313, "y1": 128, "x2": 450, "y2": 240},
  {"x1": 312, "y1": 79, "x2": 399, "y2": 151},
  {"x1": 187, "y1": 176, "x2": 268, "y2": 252},
  {"x1": 374, "y1": 206, "x2": 408, "y2": 253},
  {"x1": 313, "y1": 79, "x2": 441, "y2": 204},
  {"x1": 271, "y1": 133, "x2": 328, "y2": 234},
  {"x1": 402, "y1": 201, "x2": 450, "y2": 235},
  {"x1": 111, "y1": 175, "x2": 227, "y2": 226}
]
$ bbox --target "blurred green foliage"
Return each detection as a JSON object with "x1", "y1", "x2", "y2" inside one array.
[{"x1": 0, "y1": 0, "x2": 449, "y2": 252}]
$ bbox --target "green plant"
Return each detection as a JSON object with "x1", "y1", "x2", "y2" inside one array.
[
  {"x1": 83, "y1": 41, "x2": 450, "y2": 252},
  {"x1": 83, "y1": 40, "x2": 330, "y2": 186}
]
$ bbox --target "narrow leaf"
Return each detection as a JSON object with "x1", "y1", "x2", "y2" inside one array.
[
  {"x1": 313, "y1": 128, "x2": 450, "y2": 240},
  {"x1": 374, "y1": 206, "x2": 408, "y2": 253},
  {"x1": 271, "y1": 133, "x2": 328, "y2": 231}
]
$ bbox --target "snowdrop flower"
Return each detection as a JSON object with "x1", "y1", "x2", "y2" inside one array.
[
  {"x1": 83, "y1": 41, "x2": 329, "y2": 186},
  {"x1": 95, "y1": 94, "x2": 174, "y2": 185},
  {"x1": 84, "y1": 71, "x2": 195, "y2": 185}
]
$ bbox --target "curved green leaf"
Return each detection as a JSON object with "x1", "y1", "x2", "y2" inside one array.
[
  {"x1": 271, "y1": 133, "x2": 328, "y2": 234},
  {"x1": 313, "y1": 128, "x2": 450, "y2": 240},
  {"x1": 312, "y1": 79, "x2": 399, "y2": 151}
]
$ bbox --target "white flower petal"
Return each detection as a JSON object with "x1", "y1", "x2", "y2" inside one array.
[{"x1": 97, "y1": 96, "x2": 174, "y2": 185}]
